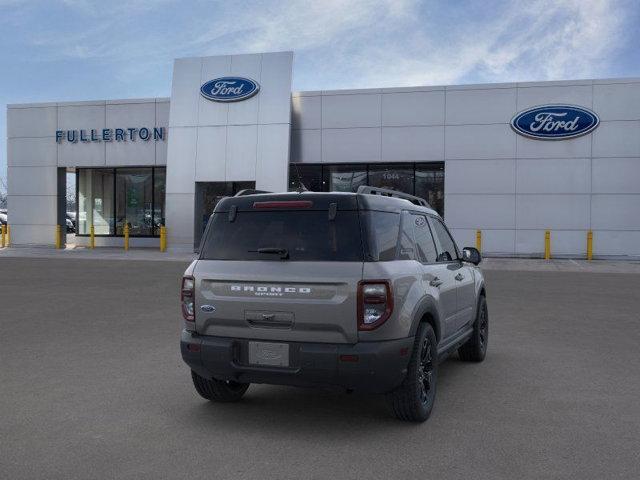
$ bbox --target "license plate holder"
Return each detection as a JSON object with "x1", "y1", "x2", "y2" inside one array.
[{"x1": 248, "y1": 341, "x2": 290, "y2": 367}]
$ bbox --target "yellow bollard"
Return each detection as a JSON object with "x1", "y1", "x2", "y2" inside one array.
[
  {"x1": 160, "y1": 226, "x2": 167, "y2": 252},
  {"x1": 1, "y1": 224, "x2": 6, "y2": 248},
  {"x1": 90, "y1": 224, "x2": 95, "y2": 249},
  {"x1": 55, "y1": 225, "x2": 62, "y2": 249},
  {"x1": 6, "y1": 224, "x2": 10, "y2": 246},
  {"x1": 475, "y1": 229, "x2": 482, "y2": 253},
  {"x1": 587, "y1": 230, "x2": 593, "y2": 261},
  {"x1": 124, "y1": 224, "x2": 129, "y2": 251},
  {"x1": 544, "y1": 230, "x2": 551, "y2": 260}
]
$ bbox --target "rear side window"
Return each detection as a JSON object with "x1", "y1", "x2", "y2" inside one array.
[
  {"x1": 362, "y1": 211, "x2": 400, "y2": 261},
  {"x1": 200, "y1": 210, "x2": 363, "y2": 261},
  {"x1": 412, "y1": 214, "x2": 438, "y2": 263},
  {"x1": 428, "y1": 217, "x2": 459, "y2": 262}
]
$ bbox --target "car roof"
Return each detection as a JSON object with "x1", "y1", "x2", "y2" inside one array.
[{"x1": 215, "y1": 191, "x2": 440, "y2": 217}]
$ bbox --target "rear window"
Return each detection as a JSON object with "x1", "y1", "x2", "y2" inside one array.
[{"x1": 200, "y1": 210, "x2": 363, "y2": 261}]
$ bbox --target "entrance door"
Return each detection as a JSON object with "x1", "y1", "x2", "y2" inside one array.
[{"x1": 194, "y1": 181, "x2": 255, "y2": 249}]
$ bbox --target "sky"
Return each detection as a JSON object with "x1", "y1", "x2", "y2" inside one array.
[{"x1": 1, "y1": 0, "x2": 639, "y2": 191}]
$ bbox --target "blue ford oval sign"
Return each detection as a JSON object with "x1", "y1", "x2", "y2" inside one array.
[
  {"x1": 200, "y1": 77, "x2": 260, "y2": 102},
  {"x1": 511, "y1": 105, "x2": 599, "y2": 140}
]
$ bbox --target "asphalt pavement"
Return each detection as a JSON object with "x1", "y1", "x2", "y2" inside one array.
[{"x1": 1, "y1": 257, "x2": 639, "y2": 479}]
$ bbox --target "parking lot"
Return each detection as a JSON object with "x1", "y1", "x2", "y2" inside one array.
[{"x1": 1, "y1": 256, "x2": 639, "y2": 479}]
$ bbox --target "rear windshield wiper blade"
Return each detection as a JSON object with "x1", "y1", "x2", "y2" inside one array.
[{"x1": 249, "y1": 247, "x2": 290, "y2": 259}]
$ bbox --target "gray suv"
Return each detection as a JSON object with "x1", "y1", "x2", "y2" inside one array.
[{"x1": 180, "y1": 186, "x2": 488, "y2": 422}]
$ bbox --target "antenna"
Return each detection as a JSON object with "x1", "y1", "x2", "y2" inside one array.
[{"x1": 292, "y1": 163, "x2": 308, "y2": 193}]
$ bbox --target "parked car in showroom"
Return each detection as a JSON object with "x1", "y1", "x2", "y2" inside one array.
[{"x1": 180, "y1": 187, "x2": 488, "y2": 422}]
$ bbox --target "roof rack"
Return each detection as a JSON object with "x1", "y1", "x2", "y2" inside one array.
[
  {"x1": 356, "y1": 185, "x2": 431, "y2": 208},
  {"x1": 234, "y1": 189, "x2": 272, "y2": 197}
]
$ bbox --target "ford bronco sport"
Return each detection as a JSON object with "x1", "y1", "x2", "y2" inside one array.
[{"x1": 180, "y1": 186, "x2": 488, "y2": 422}]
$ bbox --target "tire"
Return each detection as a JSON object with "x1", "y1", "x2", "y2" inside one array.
[
  {"x1": 387, "y1": 323, "x2": 438, "y2": 422},
  {"x1": 191, "y1": 370, "x2": 249, "y2": 402},
  {"x1": 458, "y1": 295, "x2": 488, "y2": 362}
]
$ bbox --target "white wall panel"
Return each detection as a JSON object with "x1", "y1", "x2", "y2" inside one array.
[
  {"x1": 155, "y1": 101, "x2": 170, "y2": 165},
  {"x1": 516, "y1": 85, "x2": 592, "y2": 111},
  {"x1": 292, "y1": 95, "x2": 321, "y2": 130},
  {"x1": 516, "y1": 158, "x2": 590, "y2": 194},
  {"x1": 446, "y1": 88, "x2": 516, "y2": 125},
  {"x1": 482, "y1": 229, "x2": 516, "y2": 254},
  {"x1": 7, "y1": 195, "x2": 57, "y2": 225},
  {"x1": 322, "y1": 94, "x2": 381, "y2": 128},
  {"x1": 516, "y1": 134, "x2": 591, "y2": 159},
  {"x1": 7, "y1": 166, "x2": 57, "y2": 196},
  {"x1": 592, "y1": 231, "x2": 640, "y2": 256},
  {"x1": 591, "y1": 195, "x2": 640, "y2": 230},
  {"x1": 592, "y1": 121, "x2": 640, "y2": 157},
  {"x1": 106, "y1": 102, "x2": 155, "y2": 127},
  {"x1": 445, "y1": 124, "x2": 515, "y2": 159},
  {"x1": 593, "y1": 82, "x2": 640, "y2": 121},
  {"x1": 592, "y1": 158, "x2": 640, "y2": 193},
  {"x1": 381, "y1": 126, "x2": 444, "y2": 161},
  {"x1": 445, "y1": 159, "x2": 515, "y2": 194},
  {"x1": 170, "y1": 57, "x2": 202, "y2": 127},
  {"x1": 256, "y1": 124, "x2": 290, "y2": 192},
  {"x1": 166, "y1": 128, "x2": 196, "y2": 194},
  {"x1": 8, "y1": 137, "x2": 57, "y2": 167},
  {"x1": 106, "y1": 139, "x2": 155, "y2": 166},
  {"x1": 450, "y1": 229, "x2": 515, "y2": 255},
  {"x1": 58, "y1": 104, "x2": 105, "y2": 132},
  {"x1": 195, "y1": 126, "x2": 226, "y2": 181},
  {"x1": 322, "y1": 128, "x2": 380, "y2": 163},
  {"x1": 7, "y1": 106, "x2": 57, "y2": 138},
  {"x1": 445, "y1": 194, "x2": 515, "y2": 229},
  {"x1": 259, "y1": 51, "x2": 294, "y2": 125},
  {"x1": 515, "y1": 229, "x2": 586, "y2": 256},
  {"x1": 197, "y1": 55, "x2": 231, "y2": 127},
  {"x1": 381, "y1": 91, "x2": 444, "y2": 126},
  {"x1": 4, "y1": 224, "x2": 56, "y2": 246},
  {"x1": 57, "y1": 141, "x2": 105, "y2": 167},
  {"x1": 226, "y1": 125, "x2": 257, "y2": 180},
  {"x1": 516, "y1": 194, "x2": 590, "y2": 230},
  {"x1": 290, "y1": 129, "x2": 321, "y2": 163},
  {"x1": 165, "y1": 193, "x2": 195, "y2": 249},
  {"x1": 227, "y1": 54, "x2": 261, "y2": 126}
]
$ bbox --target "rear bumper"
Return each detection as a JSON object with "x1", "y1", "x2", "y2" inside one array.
[{"x1": 181, "y1": 330, "x2": 414, "y2": 394}]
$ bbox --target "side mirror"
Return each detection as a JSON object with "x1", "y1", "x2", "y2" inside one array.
[{"x1": 462, "y1": 247, "x2": 481, "y2": 265}]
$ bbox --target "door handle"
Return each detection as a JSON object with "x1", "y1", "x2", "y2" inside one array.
[
  {"x1": 429, "y1": 277, "x2": 443, "y2": 287},
  {"x1": 455, "y1": 273, "x2": 464, "y2": 281}
]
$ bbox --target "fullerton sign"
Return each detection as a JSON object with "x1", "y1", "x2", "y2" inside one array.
[
  {"x1": 510, "y1": 105, "x2": 599, "y2": 140},
  {"x1": 55, "y1": 127, "x2": 165, "y2": 143}
]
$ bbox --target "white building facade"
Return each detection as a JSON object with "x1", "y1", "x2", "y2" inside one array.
[{"x1": 6, "y1": 51, "x2": 640, "y2": 257}]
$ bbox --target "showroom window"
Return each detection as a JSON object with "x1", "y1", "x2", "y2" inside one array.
[
  {"x1": 77, "y1": 167, "x2": 166, "y2": 237},
  {"x1": 288, "y1": 163, "x2": 445, "y2": 217}
]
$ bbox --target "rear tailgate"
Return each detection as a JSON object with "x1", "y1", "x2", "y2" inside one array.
[{"x1": 194, "y1": 261, "x2": 362, "y2": 343}]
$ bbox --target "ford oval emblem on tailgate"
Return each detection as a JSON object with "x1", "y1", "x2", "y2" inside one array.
[{"x1": 200, "y1": 304, "x2": 216, "y2": 312}]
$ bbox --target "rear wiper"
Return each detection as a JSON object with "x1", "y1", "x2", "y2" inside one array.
[{"x1": 249, "y1": 247, "x2": 290, "y2": 260}]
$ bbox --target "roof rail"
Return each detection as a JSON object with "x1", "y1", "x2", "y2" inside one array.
[
  {"x1": 234, "y1": 189, "x2": 272, "y2": 197},
  {"x1": 356, "y1": 185, "x2": 431, "y2": 208}
]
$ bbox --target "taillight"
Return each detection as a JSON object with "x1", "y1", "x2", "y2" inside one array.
[
  {"x1": 357, "y1": 280, "x2": 393, "y2": 331},
  {"x1": 181, "y1": 276, "x2": 195, "y2": 323}
]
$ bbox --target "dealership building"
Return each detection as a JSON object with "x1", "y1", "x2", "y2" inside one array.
[{"x1": 6, "y1": 51, "x2": 640, "y2": 257}]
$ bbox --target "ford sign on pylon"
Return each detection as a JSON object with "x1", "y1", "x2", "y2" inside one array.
[
  {"x1": 200, "y1": 77, "x2": 260, "y2": 102},
  {"x1": 511, "y1": 104, "x2": 599, "y2": 140}
]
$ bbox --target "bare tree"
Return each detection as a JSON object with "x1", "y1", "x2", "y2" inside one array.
[{"x1": 0, "y1": 176, "x2": 7, "y2": 209}]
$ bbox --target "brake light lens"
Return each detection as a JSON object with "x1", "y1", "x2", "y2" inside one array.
[
  {"x1": 181, "y1": 276, "x2": 195, "y2": 323},
  {"x1": 253, "y1": 200, "x2": 313, "y2": 209},
  {"x1": 358, "y1": 280, "x2": 393, "y2": 330}
]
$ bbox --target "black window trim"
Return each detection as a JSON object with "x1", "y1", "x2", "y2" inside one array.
[
  {"x1": 407, "y1": 211, "x2": 440, "y2": 265},
  {"x1": 288, "y1": 161, "x2": 445, "y2": 217},
  {"x1": 75, "y1": 166, "x2": 166, "y2": 238},
  {"x1": 427, "y1": 215, "x2": 461, "y2": 264}
]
